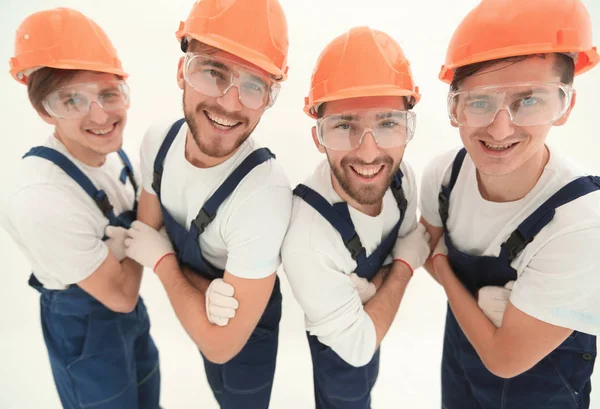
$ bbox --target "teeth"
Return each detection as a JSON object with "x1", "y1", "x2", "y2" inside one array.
[
  {"x1": 88, "y1": 124, "x2": 114, "y2": 135},
  {"x1": 353, "y1": 165, "x2": 382, "y2": 177},
  {"x1": 483, "y1": 141, "x2": 515, "y2": 151},
  {"x1": 206, "y1": 111, "x2": 239, "y2": 127}
]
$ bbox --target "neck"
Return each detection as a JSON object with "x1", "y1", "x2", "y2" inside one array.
[
  {"x1": 330, "y1": 171, "x2": 382, "y2": 217},
  {"x1": 184, "y1": 130, "x2": 237, "y2": 168},
  {"x1": 53, "y1": 132, "x2": 106, "y2": 167},
  {"x1": 477, "y1": 146, "x2": 549, "y2": 202}
]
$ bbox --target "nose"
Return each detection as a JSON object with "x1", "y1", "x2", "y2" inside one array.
[
  {"x1": 217, "y1": 84, "x2": 243, "y2": 112},
  {"x1": 486, "y1": 108, "x2": 515, "y2": 141},
  {"x1": 354, "y1": 130, "x2": 380, "y2": 163},
  {"x1": 87, "y1": 101, "x2": 109, "y2": 124}
]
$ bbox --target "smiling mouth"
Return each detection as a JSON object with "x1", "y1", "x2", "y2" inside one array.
[
  {"x1": 204, "y1": 110, "x2": 242, "y2": 130},
  {"x1": 350, "y1": 164, "x2": 385, "y2": 179},
  {"x1": 86, "y1": 122, "x2": 117, "y2": 136},
  {"x1": 480, "y1": 140, "x2": 519, "y2": 151}
]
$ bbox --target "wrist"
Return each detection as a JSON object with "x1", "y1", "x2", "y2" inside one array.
[
  {"x1": 153, "y1": 252, "x2": 176, "y2": 274},
  {"x1": 393, "y1": 258, "x2": 414, "y2": 276}
]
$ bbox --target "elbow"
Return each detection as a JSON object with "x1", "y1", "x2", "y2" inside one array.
[
  {"x1": 481, "y1": 354, "x2": 529, "y2": 379},
  {"x1": 105, "y1": 293, "x2": 139, "y2": 314},
  {"x1": 330, "y1": 339, "x2": 376, "y2": 368},
  {"x1": 199, "y1": 345, "x2": 240, "y2": 365},
  {"x1": 195, "y1": 334, "x2": 243, "y2": 364}
]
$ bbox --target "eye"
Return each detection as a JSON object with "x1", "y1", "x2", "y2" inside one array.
[
  {"x1": 519, "y1": 97, "x2": 540, "y2": 107},
  {"x1": 203, "y1": 69, "x2": 226, "y2": 80},
  {"x1": 241, "y1": 82, "x2": 265, "y2": 93},
  {"x1": 468, "y1": 100, "x2": 489, "y2": 109},
  {"x1": 333, "y1": 122, "x2": 353, "y2": 131},
  {"x1": 380, "y1": 120, "x2": 399, "y2": 128}
]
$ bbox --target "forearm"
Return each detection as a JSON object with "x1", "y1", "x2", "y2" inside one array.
[
  {"x1": 364, "y1": 261, "x2": 412, "y2": 348},
  {"x1": 154, "y1": 256, "x2": 218, "y2": 353},
  {"x1": 371, "y1": 264, "x2": 391, "y2": 290},
  {"x1": 434, "y1": 257, "x2": 499, "y2": 366},
  {"x1": 183, "y1": 266, "x2": 211, "y2": 293},
  {"x1": 423, "y1": 257, "x2": 442, "y2": 284}
]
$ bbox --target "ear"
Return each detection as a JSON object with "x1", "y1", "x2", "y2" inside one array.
[
  {"x1": 553, "y1": 89, "x2": 576, "y2": 127},
  {"x1": 177, "y1": 56, "x2": 185, "y2": 90},
  {"x1": 450, "y1": 118, "x2": 459, "y2": 128},
  {"x1": 311, "y1": 126, "x2": 326, "y2": 153}
]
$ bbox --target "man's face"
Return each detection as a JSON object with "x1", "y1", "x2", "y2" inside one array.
[
  {"x1": 453, "y1": 55, "x2": 575, "y2": 177},
  {"x1": 177, "y1": 46, "x2": 275, "y2": 159},
  {"x1": 314, "y1": 96, "x2": 410, "y2": 206}
]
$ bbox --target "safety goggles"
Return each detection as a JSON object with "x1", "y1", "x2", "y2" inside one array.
[
  {"x1": 448, "y1": 82, "x2": 573, "y2": 128},
  {"x1": 43, "y1": 80, "x2": 130, "y2": 119},
  {"x1": 183, "y1": 52, "x2": 280, "y2": 111},
  {"x1": 316, "y1": 109, "x2": 417, "y2": 151}
]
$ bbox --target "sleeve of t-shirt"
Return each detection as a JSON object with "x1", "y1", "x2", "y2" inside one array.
[
  {"x1": 140, "y1": 122, "x2": 171, "y2": 196},
  {"x1": 282, "y1": 249, "x2": 377, "y2": 367},
  {"x1": 223, "y1": 184, "x2": 292, "y2": 278},
  {"x1": 7, "y1": 185, "x2": 109, "y2": 285},
  {"x1": 510, "y1": 224, "x2": 600, "y2": 336},
  {"x1": 419, "y1": 149, "x2": 459, "y2": 228},
  {"x1": 399, "y1": 160, "x2": 418, "y2": 237}
]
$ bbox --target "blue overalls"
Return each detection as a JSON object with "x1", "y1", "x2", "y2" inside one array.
[
  {"x1": 293, "y1": 169, "x2": 407, "y2": 409},
  {"x1": 152, "y1": 118, "x2": 282, "y2": 408},
  {"x1": 440, "y1": 148, "x2": 597, "y2": 409},
  {"x1": 23, "y1": 146, "x2": 161, "y2": 409}
]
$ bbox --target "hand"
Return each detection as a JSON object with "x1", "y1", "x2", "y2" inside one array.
[
  {"x1": 478, "y1": 281, "x2": 514, "y2": 327},
  {"x1": 206, "y1": 278, "x2": 239, "y2": 326},
  {"x1": 392, "y1": 223, "x2": 431, "y2": 274},
  {"x1": 349, "y1": 273, "x2": 376, "y2": 304},
  {"x1": 124, "y1": 221, "x2": 174, "y2": 270},
  {"x1": 105, "y1": 226, "x2": 128, "y2": 262}
]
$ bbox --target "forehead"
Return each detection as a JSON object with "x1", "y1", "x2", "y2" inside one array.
[
  {"x1": 459, "y1": 56, "x2": 561, "y2": 90},
  {"x1": 323, "y1": 96, "x2": 407, "y2": 116}
]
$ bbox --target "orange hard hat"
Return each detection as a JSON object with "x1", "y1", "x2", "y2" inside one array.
[
  {"x1": 9, "y1": 8, "x2": 127, "y2": 85},
  {"x1": 176, "y1": 0, "x2": 289, "y2": 80},
  {"x1": 304, "y1": 27, "x2": 421, "y2": 119},
  {"x1": 439, "y1": 0, "x2": 599, "y2": 83}
]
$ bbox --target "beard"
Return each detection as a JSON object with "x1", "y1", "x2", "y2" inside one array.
[
  {"x1": 329, "y1": 153, "x2": 397, "y2": 206},
  {"x1": 183, "y1": 90, "x2": 257, "y2": 158}
]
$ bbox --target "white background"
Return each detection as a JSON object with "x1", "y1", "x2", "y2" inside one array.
[{"x1": 1, "y1": 0, "x2": 599, "y2": 408}]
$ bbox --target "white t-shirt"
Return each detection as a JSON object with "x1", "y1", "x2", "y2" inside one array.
[
  {"x1": 1, "y1": 135, "x2": 138, "y2": 290},
  {"x1": 282, "y1": 159, "x2": 418, "y2": 367},
  {"x1": 420, "y1": 146, "x2": 600, "y2": 336},
  {"x1": 140, "y1": 120, "x2": 292, "y2": 279}
]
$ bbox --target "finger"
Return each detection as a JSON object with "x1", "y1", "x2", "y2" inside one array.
[
  {"x1": 210, "y1": 316, "x2": 229, "y2": 327},
  {"x1": 209, "y1": 306, "x2": 237, "y2": 318},
  {"x1": 124, "y1": 238, "x2": 134, "y2": 248},
  {"x1": 211, "y1": 293, "x2": 239, "y2": 309},
  {"x1": 213, "y1": 280, "x2": 235, "y2": 297},
  {"x1": 504, "y1": 281, "x2": 515, "y2": 290}
]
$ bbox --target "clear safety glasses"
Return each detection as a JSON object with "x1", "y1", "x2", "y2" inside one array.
[
  {"x1": 316, "y1": 109, "x2": 417, "y2": 151},
  {"x1": 183, "y1": 52, "x2": 280, "y2": 111},
  {"x1": 43, "y1": 80, "x2": 130, "y2": 119},
  {"x1": 448, "y1": 82, "x2": 573, "y2": 127}
]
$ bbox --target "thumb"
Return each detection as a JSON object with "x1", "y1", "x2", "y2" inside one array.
[{"x1": 504, "y1": 281, "x2": 515, "y2": 291}]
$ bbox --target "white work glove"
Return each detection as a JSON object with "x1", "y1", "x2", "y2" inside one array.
[
  {"x1": 124, "y1": 221, "x2": 174, "y2": 271},
  {"x1": 105, "y1": 226, "x2": 128, "y2": 262},
  {"x1": 392, "y1": 223, "x2": 431, "y2": 273},
  {"x1": 206, "y1": 278, "x2": 239, "y2": 327},
  {"x1": 349, "y1": 273, "x2": 376, "y2": 304},
  {"x1": 478, "y1": 281, "x2": 514, "y2": 327}
]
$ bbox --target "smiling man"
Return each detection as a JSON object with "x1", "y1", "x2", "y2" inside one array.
[
  {"x1": 3, "y1": 8, "x2": 160, "y2": 409},
  {"x1": 419, "y1": 0, "x2": 600, "y2": 408},
  {"x1": 280, "y1": 27, "x2": 431, "y2": 409},
  {"x1": 120, "y1": 0, "x2": 291, "y2": 408}
]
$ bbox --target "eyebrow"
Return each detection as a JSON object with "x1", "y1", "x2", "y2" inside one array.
[
  {"x1": 510, "y1": 88, "x2": 549, "y2": 98},
  {"x1": 199, "y1": 59, "x2": 231, "y2": 72}
]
